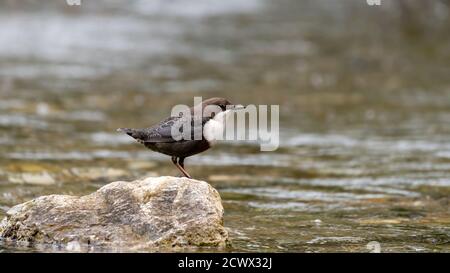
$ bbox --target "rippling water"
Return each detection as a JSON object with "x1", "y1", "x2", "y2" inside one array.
[{"x1": 0, "y1": 0, "x2": 449, "y2": 252}]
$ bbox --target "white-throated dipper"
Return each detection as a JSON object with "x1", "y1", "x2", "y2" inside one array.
[{"x1": 118, "y1": 98, "x2": 244, "y2": 178}]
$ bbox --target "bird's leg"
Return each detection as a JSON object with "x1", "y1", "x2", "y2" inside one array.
[
  {"x1": 179, "y1": 157, "x2": 185, "y2": 168},
  {"x1": 178, "y1": 157, "x2": 192, "y2": 178},
  {"x1": 171, "y1": 156, "x2": 183, "y2": 177},
  {"x1": 171, "y1": 156, "x2": 192, "y2": 179}
]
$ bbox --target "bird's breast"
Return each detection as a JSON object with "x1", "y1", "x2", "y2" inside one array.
[{"x1": 203, "y1": 119, "x2": 224, "y2": 145}]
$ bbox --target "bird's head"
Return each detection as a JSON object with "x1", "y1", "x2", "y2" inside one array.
[{"x1": 195, "y1": 97, "x2": 245, "y2": 120}]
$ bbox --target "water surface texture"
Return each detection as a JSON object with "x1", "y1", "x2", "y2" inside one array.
[{"x1": 0, "y1": 0, "x2": 449, "y2": 252}]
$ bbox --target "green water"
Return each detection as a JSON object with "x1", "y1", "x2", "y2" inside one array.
[{"x1": 0, "y1": 0, "x2": 449, "y2": 252}]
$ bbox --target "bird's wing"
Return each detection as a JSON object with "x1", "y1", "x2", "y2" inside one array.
[{"x1": 118, "y1": 115, "x2": 209, "y2": 143}]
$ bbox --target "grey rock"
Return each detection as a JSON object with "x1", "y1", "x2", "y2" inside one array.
[{"x1": 0, "y1": 176, "x2": 229, "y2": 250}]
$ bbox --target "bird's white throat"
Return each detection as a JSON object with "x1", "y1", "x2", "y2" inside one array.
[{"x1": 203, "y1": 110, "x2": 231, "y2": 145}]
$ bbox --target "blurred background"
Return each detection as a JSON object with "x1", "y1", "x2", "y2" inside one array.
[{"x1": 0, "y1": 0, "x2": 449, "y2": 252}]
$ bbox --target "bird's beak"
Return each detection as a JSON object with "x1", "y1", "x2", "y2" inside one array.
[{"x1": 231, "y1": 104, "x2": 246, "y2": 111}]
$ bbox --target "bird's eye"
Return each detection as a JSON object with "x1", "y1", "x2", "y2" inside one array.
[{"x1": 219, "y1": 104, "x2": 226, "y2": 111}]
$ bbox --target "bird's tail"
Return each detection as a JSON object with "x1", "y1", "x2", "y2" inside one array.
[
  {"x1": 117, "y1": 127, "x2": 140, "y2": 138},
  {"x1": 117, "y1": 127, "x2": 133, "y2": 136},
  {"x1": 117, "y1": 128, "x2": 147, "y2": 143}
]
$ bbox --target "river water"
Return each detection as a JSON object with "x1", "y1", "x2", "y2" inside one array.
[{"x1": 0, "y1": 0, "x2": 449, "y2": 252}]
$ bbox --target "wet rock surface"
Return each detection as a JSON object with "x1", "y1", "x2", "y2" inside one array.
[{"x1": 0, "y1": 176, "x2": 229, "y2": 250}]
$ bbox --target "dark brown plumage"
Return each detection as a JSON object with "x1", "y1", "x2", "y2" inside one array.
[{"x1": 118, "y1": 98, "x2": 238, "y2": 178}]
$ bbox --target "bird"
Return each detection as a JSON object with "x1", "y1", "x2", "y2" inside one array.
[{"x1": 117, "y1": 97, "x2": 244, "y2": 178}]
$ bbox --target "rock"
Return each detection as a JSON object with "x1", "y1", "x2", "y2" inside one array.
[{"x1": 0, "y1": 176, "x2": 229, "y2": 250}]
